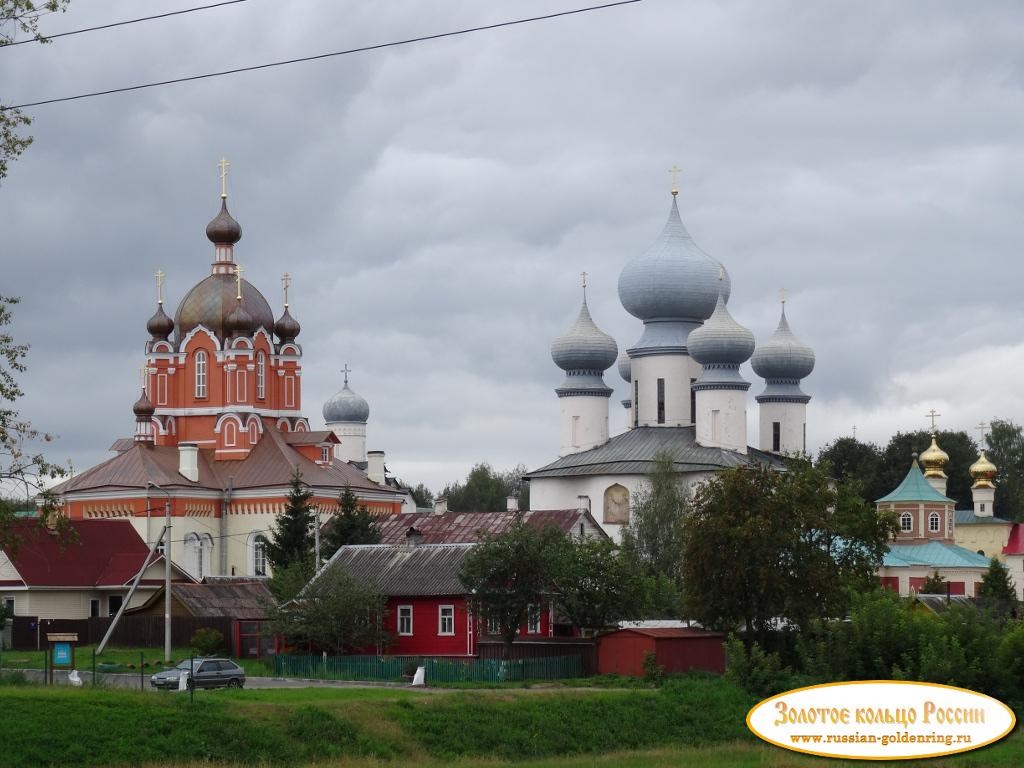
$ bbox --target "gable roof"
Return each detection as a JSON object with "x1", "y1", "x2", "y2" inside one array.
[
  {"x1": 882, "y1": 541, "x2": 990, "y2": 569},
  {"x1": 373, "y1": 509, "x2": 606, "y2": 545},
  {"x1": 324, "y1": 544, "x2": 474, "y2": 596},
  {"x1": 129, "y1": 579, "x2": 273, "y2": 617},
  {"x1": 51, "y1": 426, "x2": 394, "y2": 497},
  {"x1": 955, "y1": 510, "x2": 1013, "y2": 525},
  {"x1": 524, "y1": 426, "x2": 785, "y2": 479},
  {"x1": 0, "y1": 519, "x2": 192, "y2": 588},
  {"x1": 876, "y1": 462, "x2": 954, "y2": 504}
]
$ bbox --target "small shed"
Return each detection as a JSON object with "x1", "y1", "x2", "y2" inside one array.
[{"x1": 596, "y1": 627, "x2": 725, "y2": 677}]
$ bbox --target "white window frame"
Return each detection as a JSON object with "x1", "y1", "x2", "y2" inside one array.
[
  {"x1": 236, "y1": 368, "x2": 247, "y2": 402},
  {"x1": 2, "y1": 597, "x2": 14, "y2": 614},
  {"x1": 256, "y1": 351, "x2": 266, "y2": 400},
  {"x1": 928, "y1": 511, "x2": 940, "y2": 533},
  {"x1": 321, "y1": 446, "x2": 331, "y2": 463},
  {"x1": 398, "y1": 605, "x2": 413, "y2": 636},
  {"x1": 252, "y1": 534, "x2": 268, "y2": 577},
  {"x1": 223, "y1": 421, "x2": 237, "y2": 447},
  {"x1": 487, "y1": 613, "x2": 500, "y2": 635},
  {"x1": 527, "y1": 603, "x2": 541, "y2": 635},
  {"x1": 89, "y1": 598, "x2": 100, "y2": 617},
  {"x1": 285, "y1": 376, "x2": 295, "y2": 408},
  {"x1": 194, "y1": 350, "x2": 208, "y2": 398},
  {"x1": 900, "y1": 512, "x2": 913, "y2": 532},
  {"x1": 438, "y1": 605, "x2": 455, "y2": 636},
  {"x1": 157, "y1": 373, "x2": 168, "y2": 405}
]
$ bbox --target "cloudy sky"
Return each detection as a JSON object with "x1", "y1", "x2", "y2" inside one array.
[{"x1": 2, "y1": 0, "x2": 1023, "y2": 492}]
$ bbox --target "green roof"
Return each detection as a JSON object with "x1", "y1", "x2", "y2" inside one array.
[
  {"x1": 883, "y1": 541, "x2": 990, "y2": 569},
  {"x1": 876, "y1": 462, "x2": 953, "y2": 504}
]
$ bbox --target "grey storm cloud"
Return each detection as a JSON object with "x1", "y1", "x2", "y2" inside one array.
[{"x1": 2, "y1": 0, "x2": 1023, "y2": 490}]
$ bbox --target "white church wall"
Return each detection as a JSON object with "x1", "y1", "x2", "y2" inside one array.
[
  {"x1": 631, "y1": 354, "x2": 698, "y2": 427},
  {"x1": 694, "y1": 389, "x2": 747, "y2": 453},
  {"x1": 758, "y1": 401, "x2": 807, "y2": 455},
  {"x1": 329, "y1": 421, "x2": 367, "y2": 463},
  {"x1": 559, "y1": 396, "x2": 610, "y2": 456}
]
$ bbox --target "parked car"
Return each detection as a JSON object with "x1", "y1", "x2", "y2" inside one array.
[{"x1": 150, "y1": 658, "x2": 246, "y2": 690}]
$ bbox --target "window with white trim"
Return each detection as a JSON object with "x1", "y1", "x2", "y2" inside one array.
[
  {"x1": 900, "y1": 512, "x2": 913, "y2": 532},
  {"x1": 438, "y1": 605, "x2": 455, "y2": 636},
  {"x1": 248, "y1": 421, "x2": 258, "y2": 445},
  {"x1": 928, "y1": 511, "x2": 940, "y2": 533},
  {"x1": 223, "y1": 421, "x2": 237, "y2": 447},
  {"x1": 285, "y1": 376, "x2": 295, "y2": 407},
  {"x1": 527, "y1": 604, "x2": 541, "y2": 635},
  {"x1": 398, "y1": 605, "x2": 413, "y2": 636},
  {"x1": 236, "y1": 368, "x2": 247, "y2": 401},
  {"x1": 321, "y1": 446, "x2": 331, "y2": 463},
  {"x1": 487, "y1": 613, "x2": 500, "y2": 635},
  {"x1": 252, "y1": 534, "x2": 268, "y2": 577},
  {"x1": 194, "y1": 350, "x2": 208, "y2": 398},
  {"x1": 157, "y1": 373, "x2": 168, "y2": 405},
  {"x1": 256, "y1": 351, "x2": 266, "y2": 400}
]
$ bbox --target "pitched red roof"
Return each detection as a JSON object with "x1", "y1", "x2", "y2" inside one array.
[
  {"x1": 1003, "y1": 523, "x2": 1024, "y2": 555},
  {"x1": 373, "y1": 509, "x2": 605, "y2": 545},
  {"x1": 51, "y1": 426, "x2": 394, "y2": 497},
  {"x1": 1, "y1": 519, "x2": 188, "y2": 587}
]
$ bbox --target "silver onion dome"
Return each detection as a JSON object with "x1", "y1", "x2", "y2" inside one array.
[
  {"x1": 751, "y1": 305, "x2": 815, "y2": 381},
  {"x1": 618, "y1": 194, "x2": 731, "y2": 323},
  {"x1": 551, "y1": 298, "x2": 618, "y2": 373},
  {"x1": 323, "y1": 381, "x2": 370, "y2": 424},
  {"x1": 616, "y1": 348, "x2": 631, "y2": 383},
  {"x1": 688, "y1": 293, "x2": 755, "y2": 366}
]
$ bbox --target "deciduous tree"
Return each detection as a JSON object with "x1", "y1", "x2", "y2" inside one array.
[
  {"x1": 681, "y1": 460, "x2": 897, "y2": 641},
  {"x1": 553, "y1": 536, "x2": 651, "y2": 634},
  {"x1": 985, "y1": 419, "x2": 1024, "y2": 521},
  {"x1": 619, "y1": 452, "x2": 688, "y2": 585},
  {"x1": 458, "y1": 519, "x2": 565, "y2": 658}
]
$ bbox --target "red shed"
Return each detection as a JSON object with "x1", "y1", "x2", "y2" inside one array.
[{"x1": 596, "y1": 627, "x2": 725, "y2": 676}]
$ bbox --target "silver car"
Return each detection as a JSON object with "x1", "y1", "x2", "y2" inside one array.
[{"x1": 150, "y1": 658, "x2": 246, "y2": 690}]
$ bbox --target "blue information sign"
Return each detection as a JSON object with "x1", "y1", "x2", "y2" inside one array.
[{"x1": 53, "y1": 642, "x2": 72, "y2": 666}]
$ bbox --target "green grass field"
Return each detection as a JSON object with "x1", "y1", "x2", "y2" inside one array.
[{"x1": 0, "y1": 675, "x2": 1020, "y2": 768}]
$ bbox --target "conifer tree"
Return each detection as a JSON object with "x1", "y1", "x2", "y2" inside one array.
[
  {"x1": 919, "y1": 570, "x2": 947, "y2": 595},
  {"x1": 979, "y1": 557, "x2": 1017, "y2": 604},
  {"x1": 265, "y1": 468, "x2": 315, "y2": 573},
  {"x1": 323, "y1": 486, "x2": 379, "y2": 557}
]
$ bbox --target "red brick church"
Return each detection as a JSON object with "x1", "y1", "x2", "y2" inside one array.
[{"x1": 50, "y1": 172, "x2": 405, "y2": 580}]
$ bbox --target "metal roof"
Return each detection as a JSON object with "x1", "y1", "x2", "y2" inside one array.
[
  {"x1": 373, "y1": 509, "x2": 604, "y2": 545},
  {"x1": 882, "y1": 542, "x2": 990, "y2": 569},
  {"x1": 876, "y1": 462, "x2": 953, "y2": 505},
  {"x1": 954, "y1": 510, "x2": 1012, "y2": 525},
  {"x1": 172, "y1": 580, "x2": 273, "y2": 618},
  {"x1": 324, "y1": 544, "x2": 474, "y2": 596},
  {"x1": 524, "y1": 426, "x2": 785, "y2": 479}
]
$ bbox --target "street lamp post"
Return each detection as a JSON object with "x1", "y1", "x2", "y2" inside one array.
[{"x1": 148, "y1": 482, "x2": 172, "y2": 663}]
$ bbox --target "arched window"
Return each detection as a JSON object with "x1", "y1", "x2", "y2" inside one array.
[
  {"x1": 194, "y1": 350, "x2": 208, "y2": 398},
  {"x1": 256, "y1": 351, "x2": 266, "y2": 400},
  {"x1": 248, "y1": 420, "x2": 258, "y2": 445},
  {"x1": 185, "y1": 533, "x2": 210, "y2": 579},
  {"x1": 250, "y1": 533, "x2": 268, "y2": 577},
  {"x1": 928, "y1": 511, "x2": 940, "y2": 533},
  {"x1": 603, "y1": 484, "x2": 630, "y2": 525},
  {"x1": 223, "y1": 421, "x2": 237, "y2": 447},
  {"x1": 900, "y1": 512, "x2": 913, "y2": 532}
]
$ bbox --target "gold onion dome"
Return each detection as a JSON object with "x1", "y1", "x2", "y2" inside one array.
[
  {"x1": 969, "y1": 449, "x2": 997, "y2": 489},
  {"x1": 919, "y1": 434, "x2": 950, "y2": 478}
]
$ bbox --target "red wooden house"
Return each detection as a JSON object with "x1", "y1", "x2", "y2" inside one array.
[{"x1": 321, "y1": 542, "x2": 553, "y2": 657}]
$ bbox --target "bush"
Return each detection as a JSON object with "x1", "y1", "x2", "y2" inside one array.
[
  {"x1": 642, "y1": 651, "x2": 665, "y2": 687},
  {"x1": 724, "y1": 635, "x2": 793, "y2": 698},
  {"x1": 191, "y1": 627, "x2": 225, "y2": 656}
]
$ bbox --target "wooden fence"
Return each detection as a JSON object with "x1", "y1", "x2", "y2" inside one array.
[
  {"x1": 8, "y1": 615, "x2": 233, "y2": 651},
  {"x1": 272, "y1": 653, "x2": 584, "y2": 683}
]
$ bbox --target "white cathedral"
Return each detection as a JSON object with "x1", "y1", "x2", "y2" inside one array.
[{"x1": 526, "y1": 188, "x2": 815, "y2": 539}]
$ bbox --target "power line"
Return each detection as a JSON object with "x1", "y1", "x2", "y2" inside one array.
[
  {"x1": 2, "y1": 0, "x2": 641, "y2": 111},
  {"x1": 1, "y1": 0, "x2": 250, "y2": 48}
]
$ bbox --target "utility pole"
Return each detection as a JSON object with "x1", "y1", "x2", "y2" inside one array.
[{"x1": 149, "y1": 482, "x2": 173, "y2": 663}]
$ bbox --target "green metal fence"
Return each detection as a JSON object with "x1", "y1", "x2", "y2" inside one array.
[{"x1": 271, "y1": 653, "x2": 583, "y2": 682}]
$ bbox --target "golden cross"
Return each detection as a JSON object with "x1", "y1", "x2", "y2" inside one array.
[
  {"x1": 282, "y1": 272, "x2": 291, "y2": 307},
  {"x1": 234, "y1": 264, "x2": 244, "y2": 300},
  {"x1": 341, "y1": 363, "x2": 351, "y2": 386},
  {"x1": 925, "y1": 409, "x2": 941, "y2": 431},
  {"x1": 669, "y1": 164, "x2": 680, "y2": 196},
  {"x1": 976, "y1": 422, "x2": 990, "y2": 443},
  {"x1": 218, "y1": 156, "x2": 230, "y2": 199},
  {"x1": 155, "y1": 269, "x2": 165, "y2": 304}
]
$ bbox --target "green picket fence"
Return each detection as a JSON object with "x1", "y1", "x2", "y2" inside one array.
[{"x1": 271, "y1": 653, "x2": 583, "y2": 682}]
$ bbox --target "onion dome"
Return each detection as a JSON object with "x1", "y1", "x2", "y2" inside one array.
[
  {"x1": 617, "y1": 349, "x2": 631, "y2": 383},
  {"x1": 173, "y1": 275, "x2": 274, "y2": 346},
  {"x1": 323, "y1": 379, "x2": 370, "y2": 424},
  {"x1": 752, "y1": 304, "x2": 815, "y2": 403},
  {"x1": 146, "y1": 303, "x2": 174, "y2": 340},
  {"x1": 133, "y1": 388, "x2": 155, "y2": 418},
  {"x1": 206, "y1": 199, "x2": 242, "y2": 244},
  {"x1": 275, "y1": 306, "x2": 301, "y2": 343},
  {"x1": 551, "y1": 298, "x2": 618, "y2": 373},
  {"x1": 970, "y1": 449, "x2": 997, "y2": 489},
  {"x1": 618, "y1": 195, "x2": 731, "y2": 324},
  {"x1": 688, "y1": 292, "x2": 755, "y2": 367},
  {"x1": 224, "y1": 296, "x2": 255, "y2": 338},
  {"x1": 919, "y1": 434, "x2": 950, "y2": 479}
]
